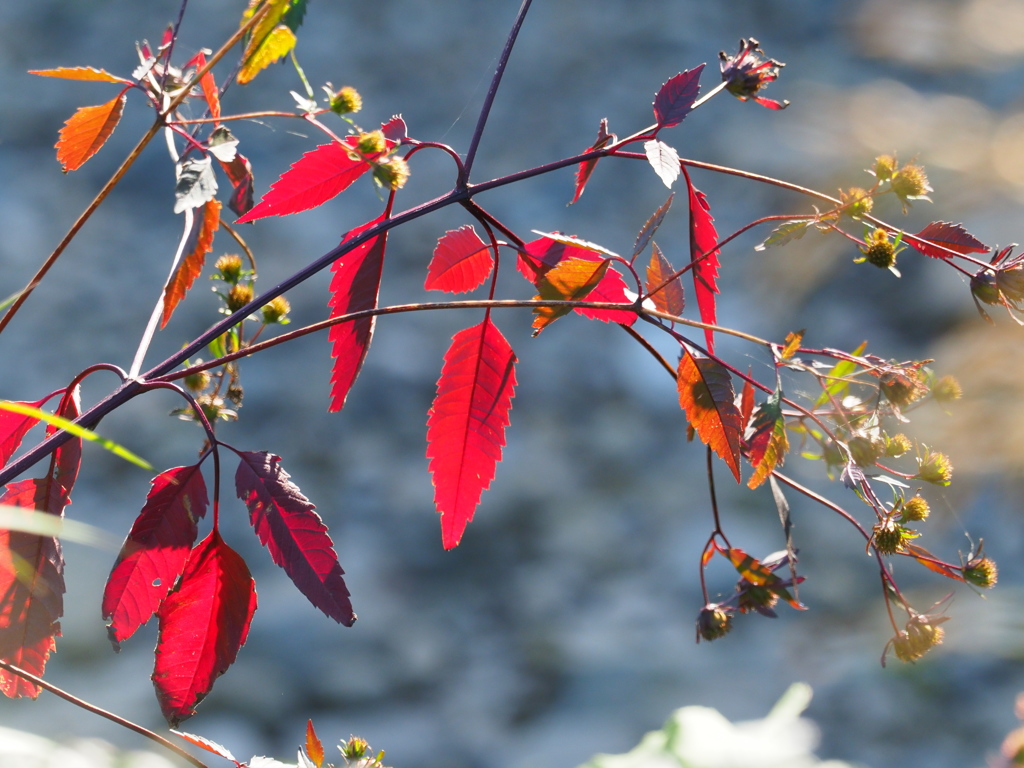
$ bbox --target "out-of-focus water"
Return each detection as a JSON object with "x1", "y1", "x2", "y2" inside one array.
[{"x1": 2, "y1": 2, "x2": 1024, "y2": 767}]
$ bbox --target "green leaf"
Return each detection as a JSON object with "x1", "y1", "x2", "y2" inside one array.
[
  {"x1": 0, "y1": 401, "x2": 152, "y2": 470},
  {"x1": 813, "y1": 342, "x2": 867, "y2": 408},
  {"x1": 755, "y1": 219, "x2": 813, "y2": 251}
]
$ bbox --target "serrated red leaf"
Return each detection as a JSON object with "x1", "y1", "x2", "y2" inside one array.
[
  {"x1": 187, "y1": 52, "x2": 221, "y2": 123},
  {"x1": 682, "y1": 167, "x2": 721, "y2": 352},
  {"x1": 744, "y1": 392, "x2": 788, "y2": 490},
  {"x1": 0, "y1": 392, "x2": 80, "y2": 698},
  {"x1": 153, "y1": 530, "x2": 256, "y2": 726},
  {"x1": 305, "y1": 720, "x2": 325, "y2": 768},
  {"x1": 56, "y1": 95, "x2": 125, "y2": 172},
  {"x1": 161, "y1": 200, "x2": 221, "y2": 328},
  {"x1": 676, "y1": 350, "x2": 741, "y2": 482},
  {"x1": 0, "y1": 397, "x2": 48, "y2": 466},
  {"x1": 381, "y1": 115, "x2": 408, "y2": 143},
  {"x1": 102, "y1": 464, "x2": 208, "y2": 646},
  {"x1": 426, "y1": 317, "x2": 517, "y2": 549},
  {"x1": 328, "y1": 215, "x2": 388, "y2": 412},
  {"x1": 424, "y1": 226, "x2": 494, "y2": 294},
  {"x1": 645, "y1": 243, "x2": 684, "y2": 315},
  {"x1": 29, "y1": 66, "x2": 131, "y2": 84},
  {"x1": 520, "y1": 236, "x2": 635, "y2": 325},
  {"x1": 570, "y1": 118, "x2": 614, "y2": 205},
  {"x1": 236, "y1": 135, "x2": 387, "y2": 223},
  {"x1": 653, "y1": 64, "x2": 705, "y2": 129},
  {"x1": 909, "y1": 221, "x2": 988, "y2": 260},
  {"x1": 234, "y1": 450, "x2": 354, "y2": 626},
  {"x1": 532, "y1": 257, "x2": 610, "y2": 335},
  {"x1": 219, "y1": 152, "x2": 255, "y2": 217}
]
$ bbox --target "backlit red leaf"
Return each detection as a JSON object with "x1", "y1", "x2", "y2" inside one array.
[
  {"x1": 425, "y1": 226, "x2": 494, "y2": 294},
  {"x1": 739, "y1": 375, "x2": 755, "y2": 428},
  {"x1": 676, "y1": 350, "x2": 741, "y2": 482},
  {"x1": 187, "y1": 52, "x2": 221, "y2": 123},
  {"x1": 908, "y1": 221, "x2": 988, "y2": 260},
  {"x1": 29, "y1": 66, "x2": 131, "y2": 84},
  {"x1": 56, "y1": 95, "x2": 125, "y2": 172},
  {"x1": 904, "y1": 543, "x2": 966, "y2": 582},
  {"x1": 235, "y1": 451, "x2": 354, "y2": 626},
  {"x1": 102, "y1": 464, "x2": 208, "y2": 646},
  {"x1": 162, "y1": 200, "x2": 221, "y2": 328},
  {"x1": 426, "y1": 317, "x2": 517, "y2": 549},
  {"x1": 328, "y1": 215, "x2": 388, "y2": 412},
  {"x1": 682, "y1": 167, "x2": 721, "y2": 352},
  {"x1": 744, "y1": 390, "x2": 788, "y2": 490},
  {"x1": 381, "y1": 115, "x2": 408, "y2": 143},
  {"x1": 570, "y1": 118, "x2": 614, "y2": 205},
  {"x1": 645, "y1": 243, "x2": 684, "y2": 316},
  {"x1": 0, "y1": 397, "x2": 48, "y2": 466},
  {"x1": 653, "y1": 65, "x2": 705, "y2": 129},
  {"x1": 219, "y1": 152, "x2": 255, "y2": 216},
  {"x1": 153, "y1": 531, "x2": 256, "y2": 726},
  {"x1": 236, "y1": 136, "x2": 388, "y2": 222},
  {"x1": 520, "y1": 236, "x2": 635, "y2": 325},
  {"x1": 532, "y1": 257, "x2": 610, "y2": 335}
]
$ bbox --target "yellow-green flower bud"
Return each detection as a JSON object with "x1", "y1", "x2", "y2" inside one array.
[
  {"x1": 216, "y1": 254, "x2": 244, "y2": 284},
  {"x1": 860, "y1": 228, "x2": 896, "y2": 269},
  {"x1": 872, "y1": 517, "x2": 912, "y2": 555},
  {"x1": 356, "y1": 130, "x2": 387, "y2": 157},
  {"x1": 898, "y1": 495, "x2": 930, "y2": 523},
  {"x1": 916, "y1": 449, "x2": 953, "y2": 486},
  {"x1": 872, "y1": 154, "x2": 897, "y2": 181},
  {"x1": 890, "y1": 163, "x2": 932, "y2": 202},
  {"x1": 840, "y1": 187, "x2": 873, "y2": 219},
  {"x1": 696, "y1": 604, "x2": 733, "y2": 642},
  {"x1": 341, "y1": 737, "x2": 370, "y2": 760},
  {"x1": 226, "y1": 283, "x2": 255, "y2": 313},
  {"x1": 885, "y1": 433, "x2": 912, "y2": 457},
  {"x1": 373, "y1": 156, "x2": 410, "y2": 190},
  {"x1": 329, "y1": 86, "x2": 362, "y2": 116},
  {"x1": 963, "y1": 556, "x2": 998, "y2": 588},
  {"x1": 849, "y1": 435, "x2": 885, "y2": 467},
  {"x1": 932, "y1": 375, "x2": 962, "y2": 403},
  {"x1": 971, "y1": 271, "x2": 1001, "y2": 306},
  {"x1": 183, "y1": 368, "x2": 211, "y2": 393},
  {"x1": 261, "y1": 295, "x2": 291, "y2": 324}
]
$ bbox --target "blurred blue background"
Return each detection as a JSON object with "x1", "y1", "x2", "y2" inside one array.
[{"x1": 2, "y1": 1, "x2": 1024, "y2": 766}]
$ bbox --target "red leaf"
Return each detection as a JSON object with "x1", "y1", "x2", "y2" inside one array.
[
  {"x1": 909, "y1": 221, "x2": 988, "y2": 260},
  {"x1": 424, "y1": 226, "x2": 494, "y2": 294},
  {"x1": 904, "y1": 543, "x2": 966, "y2": 582},
  {"x1": 570, "y1": 118, "x2": 614, "y2": 205},
  {"x1": 153, "y1": 531, "x2": 257, "y2": 726},
  {"x1": 161, "y1": 200, "x2": 221, "y2": 328},
  {"x1": 56, "y1": 95, "x2": 125, "y2": 172},
  {"x1": 724, "y1": 547, "x2": 805, "y2": 610},
  {"x1": 328, "y1": 215, "x2": 388, "y2": 412},
  {"x1": 426, "y1": 317, "x2": 517, "y2": 549},
  {"x1": 739, "y1": 373, "x2": 755, "y2": 428},
  {"x1": 305, "y1": 720, "x2": 325, "y2": 768},
  {"x1": 102, "y1": 464, "x2": 208, "y2": 646},
  {"x1": 236, "y1": 137, "x2": 384, "y2": 223},
  {"x1": 653, "y1": 65, "x2": 705, "y2": 129},
  {"x1": 744, "y1": 390, "x2": 788, "y2": 490},
  {"x1": 219, "y1": 152, "x2": 255, "y2": 217},
  {"x1": 187, "y1": 52, "x2": 220, "y2": 123},
  {"x1": 234, "y1": 450, "x2": 354, "y2": 626},
  {"x1": 381, "y1": 115, "x2": 408, "y2": 143},
  {"x1": 520, "y1": 236, "x2": 635, "y2": 325},
  {"x1": 645, "y1": 243, "x2": 684, "y2": 316},
  {"x1": 682, "y1": 167, "x2": 721, "y2": 353},
  {"x1": 0, "y1": 397, "x2": 48, "y2": 466},
  {"x1": 29, "y1": 66, "x2": 131, "y2": 84},
  {"x1": 676, "y1": 349, "x2": 741, "y2": 482}
]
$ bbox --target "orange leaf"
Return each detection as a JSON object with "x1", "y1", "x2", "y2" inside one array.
[
  {"x1": 189, "y1": 52, "x2": 220, "y2": 122},
  {"x1": 645, "y1": 243, "x2": 684, "y2": 315},
  {"x1": 306, "y1": 720, "x2": 325, "y2": 768},
  {"x1": 29, "y1": 66, "x2": 131, "y2": 84},
  {"x1": 676, "y1": 350, "x2": 742, "y2": 481},
  {"x1": 780, "y1": 330, "x2": 804, "y2": 360},
  {"x1": 161, "y1": 200, "x2": 221, "y2": 328},
  {"x1": 532, "y1": 257, "x2": 609, "y2": 335},
  {"x1": 724, "y1": 547, "x2": 806, "y2": 610},
  {"x1": 55, "y1": 95, "x2": 125, "y2": 172}
]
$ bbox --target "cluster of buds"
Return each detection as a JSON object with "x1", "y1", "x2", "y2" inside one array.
[
  {"x1": 869, "y1": 153, "x2": 932, "y2": 213},
  {"x1": 348, "y1": 129, "x2": 410, "y2": 192},
  {"x1": 971, "y1": 245, "x2": 1024, "y2": 324},
  {"x1": 718, "y1": 38, "x2": 788, "y2": 110},
  {"x1": 886, "y1": 611, "x2": 948, "y2": 664}
]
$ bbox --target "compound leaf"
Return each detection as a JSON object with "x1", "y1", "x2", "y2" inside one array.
[
  {"x1": 426, "y1": 317, "x2": 517, "y2": 550},
  {"x1": 153, "y1": 530, "x2": 256, "y2": 726},
  {"x1": 676, "y1": 350, "x2": 741, "y2": 482},
  {"x1": 425, "y1": 226, "x2": 494, "y2": 294},
  {"x1": 328, "y1": 214, "x2": 388, "y2": 412},
  {"x1": 235, "y1": 451, "x2": 354, "y2": 626},
  {"x1": 102, "y1": 464, "x2": 208, "y2": 647},
  {"x1": 56, "y1": 95, "x2": 125, "y2": 172}
]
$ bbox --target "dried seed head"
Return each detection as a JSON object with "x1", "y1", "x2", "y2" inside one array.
[
  {"x1": 890, "y1": 163, "x2": 932, "y2": 204},
  {"x1": 879, "y1": 369, "x2": 927, "y2": 408},
  {"x1": 872, "y1": 154, "x2": 898, "y2": 181},
  {"x1": 849, "y1": 434, "x2": 885, "y2": 467},
  {"x1": 872, "y1": 517, "x2": 912, "y2": 555},
  {"x1": 355, "y1": 130, "x2": 387, "y2": 157},
  {"x1": 696, "y1": 604, "x2": 733, "y2": 642}
]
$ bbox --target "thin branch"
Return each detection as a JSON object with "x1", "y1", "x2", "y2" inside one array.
[{"x1": 0, "y1": 660, "x2": 209, "y2": 768}]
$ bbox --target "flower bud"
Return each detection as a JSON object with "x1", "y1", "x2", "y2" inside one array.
[
  {"x1": 183, "y1": 367, "x2": 211, "y2": 393},
  {"x1": 872, "y1": 517, "x2": 913, "y2": 555},
  {"x1": 885, "y1": 433, "x2": 912, "y2": 457},
  {"x1": 355, "y1": 130, "x2": 387, "y2": 157},
  {"x1": 261, "y1": 295, "x2": 291, "y2": 324},
  {"x1": 898, "y1": 495, "x2": 930, "y2": 523},
  {"x1": 872, "y1": 154, "x2": 897, "y2": 181},
  {"x1": 226, "y1": 283, "x2": 255, "y2": 313},
  {"x1": 879, "y1": 369, "x2": 926, "y2": 408},
  {"x1": 849, "y1": 434, "x2": 885, "y2": 467},
  {"x1": 373, "y1": 156, "x2": 410, "y2": 190},
  {"x1": 860, "y1": 228, "x2": 896, "y2": 269},
  {"x1": 215, "y1": 254, "x2": 244, "y2": 284},
  {"x1": 341, "y1": 737, "x2": 370, "y2": 760},
  {"x1": 931, "y1": 375, "x2": 962, "y2": 403},
  {"x1": 916, "y1": 448, "x2": 953, "y2": 486},
  {"x1": 840, "y1": 187, "x2": 873, "y2": 219},
  {"x1": 329, "y1": 86, "x2": 362, "y2": 115},
  {"x1": 890, "y1": 163, "x2": 932, "y2": 208},
  {"x1": 696, "y1": 604, "x2": 733, "y2": 642},
  {"x1": 963, "y1": 556, "x2": 998, "y2": 588},
  {"x1": 998, "y1": 265, "x2": 1024, "y2": 304},
  {"x1": 971, "y1": 271, "x2": 1001, "y2": 306}
]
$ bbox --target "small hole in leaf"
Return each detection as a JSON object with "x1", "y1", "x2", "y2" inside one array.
[{"x1": 152, "y1": 578, "x2": 162, "y2": 587}]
